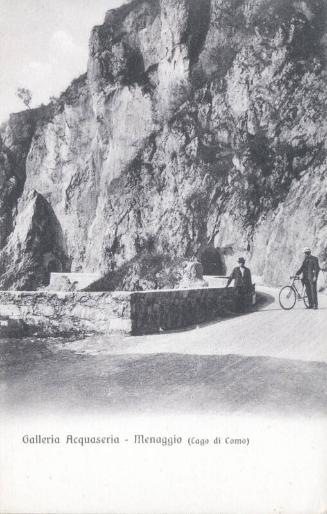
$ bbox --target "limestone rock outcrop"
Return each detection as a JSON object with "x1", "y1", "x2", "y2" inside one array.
[
  {"x1": 0, "y1": 190, "x2": 69, "y2": 290},
  {"x1": 1, "y1": 0, "x2": 327, "y2": 289},
  {"x1": 179, "y1": 261, "x2": 209, "y2": 289}
]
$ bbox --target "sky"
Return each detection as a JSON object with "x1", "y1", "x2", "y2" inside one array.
[{"x1": 0, "y1": 0, "x2": 126, "y2": 122}]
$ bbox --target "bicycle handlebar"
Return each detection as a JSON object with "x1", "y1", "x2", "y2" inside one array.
[{"x1": 290, "y1": 275, "x2": 300, "y2": 279}]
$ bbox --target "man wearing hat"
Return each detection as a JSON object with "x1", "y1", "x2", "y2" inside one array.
[
  {"x1": 226, "y1": 257, "x2": 253, "y2": 312},
  {"x1": 296, "y1": 248, "x2": 320, "y2": 309}
]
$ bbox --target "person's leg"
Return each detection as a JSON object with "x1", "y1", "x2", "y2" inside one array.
[
  {"x1": 312, "y1": 281, "x2": 318, "y2": 308},
  {"x1": 304, "y1": 280, "x2": 313, "y2": 307},
  {"x1": 235, "y1": 288, "x2": 243, "y2": 312},
  {"x1": 239, "y1": 287, "x2": 247, "y2": 312},
  {"x1": 235, "y1": 288, "x2": 240, "y2": 312}
]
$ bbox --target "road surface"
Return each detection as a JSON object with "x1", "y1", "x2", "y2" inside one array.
[{"x1": 1, "y1": 287, "x2": 326, "y2": 416}]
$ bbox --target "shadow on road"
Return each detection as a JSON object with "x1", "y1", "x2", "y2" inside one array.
[
  {"x1": 255, "y1": 291, "x2": 275, "y2": 309},
  {"x1": 2, "y1": 342, "x2": 327, "y2": 417}
]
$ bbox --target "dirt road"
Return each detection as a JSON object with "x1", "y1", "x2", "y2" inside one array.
[
  {"x1": 71, "y1": 287, "x2": 327, "y2": 362},
  {"x1": 1, "y1": 287, "x2": 326, "y2": 416}
]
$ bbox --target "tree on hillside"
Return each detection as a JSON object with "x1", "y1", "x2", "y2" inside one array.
[{"x1": 16, "y1": 87, "x2": 32, "y2": 109}]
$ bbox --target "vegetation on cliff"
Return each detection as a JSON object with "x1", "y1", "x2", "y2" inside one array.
[{"x1": 0, "y1": 0, "x2": 326, "y2": 289}]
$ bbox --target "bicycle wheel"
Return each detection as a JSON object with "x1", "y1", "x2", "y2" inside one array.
[{"x1": 279, "y1": 286, "x2": 296, "y2": 310}]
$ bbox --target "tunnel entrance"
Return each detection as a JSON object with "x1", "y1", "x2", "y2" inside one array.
[
  {"x1": 47, "y1": 260, "x2": 60, "y2": 274},
  {"x1": 44, "y1": 257, "x2": 63, "y2": 286},
  {"x1": 200, "y1": 247, "x2": 226, "y2": 275}
]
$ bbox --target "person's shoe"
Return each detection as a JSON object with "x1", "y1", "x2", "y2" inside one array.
[
  {"x1": 314, "y1": 305, "x2": 318, "y2": 309},
  {"x1": 308, "y1": 306, "x2": 313, "y2": 309}
]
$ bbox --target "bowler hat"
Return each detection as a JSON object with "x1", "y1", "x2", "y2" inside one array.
[{"x1": 238, "y1": 257, "x2": 245, "y2": 264}]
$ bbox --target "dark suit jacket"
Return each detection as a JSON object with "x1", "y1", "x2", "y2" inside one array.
[
  {"x1": 226, "y1": 266, "x2": 252, "y2": 290},
  {"x1": 296, "y1": 255, "x2": 320, "y2": 282}
]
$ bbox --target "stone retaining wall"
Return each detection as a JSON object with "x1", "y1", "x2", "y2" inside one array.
[
  {"x1": 0, "y1": 291, "x2": 132, "y2": 336},
  {"x1": 131, "y1": 287, "x2": 235, "y2": 335},
  {"x1": 0, "y1": 287, "x2": 236, "y2": 336}
]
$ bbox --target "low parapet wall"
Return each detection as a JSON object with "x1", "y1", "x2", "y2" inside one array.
[
  {"x1": 131, "y1": 287, "x2": 235, "y2": 334},
  {"x1": 49, "y1": 272, "x2": 102, "y2": 291},
  {"x1": 0, "y1": 291, "x2": 132, "y2": 336},
  {"x1": 0, "y1": 287, "x2": 236, "y2": 336}
]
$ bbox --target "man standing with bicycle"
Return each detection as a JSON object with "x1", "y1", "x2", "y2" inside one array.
[{"x1": 296, "y1": 247, "x2": 320, "y2": 309}]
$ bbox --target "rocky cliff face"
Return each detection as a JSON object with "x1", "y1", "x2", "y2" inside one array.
[{"x1": 1, "y1": 0, "x2": 327, "y2": 290}]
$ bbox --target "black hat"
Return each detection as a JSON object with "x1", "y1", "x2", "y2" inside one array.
[{"x1": 238, "y1": 257, "x2": 245, "y2": 264}]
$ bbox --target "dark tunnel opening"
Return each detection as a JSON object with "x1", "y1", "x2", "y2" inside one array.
[{"x1": 200, "y1": 247, "x2": 226, "y2": 275}]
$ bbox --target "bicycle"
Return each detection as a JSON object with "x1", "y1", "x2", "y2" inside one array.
[{"x1": 279, "y1": 276, "x2": 310, "y2": 310}]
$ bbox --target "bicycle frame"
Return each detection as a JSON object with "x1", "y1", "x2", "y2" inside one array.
[{"x1": 290, "y1": 276, "x2": 306, "y2": 299}]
